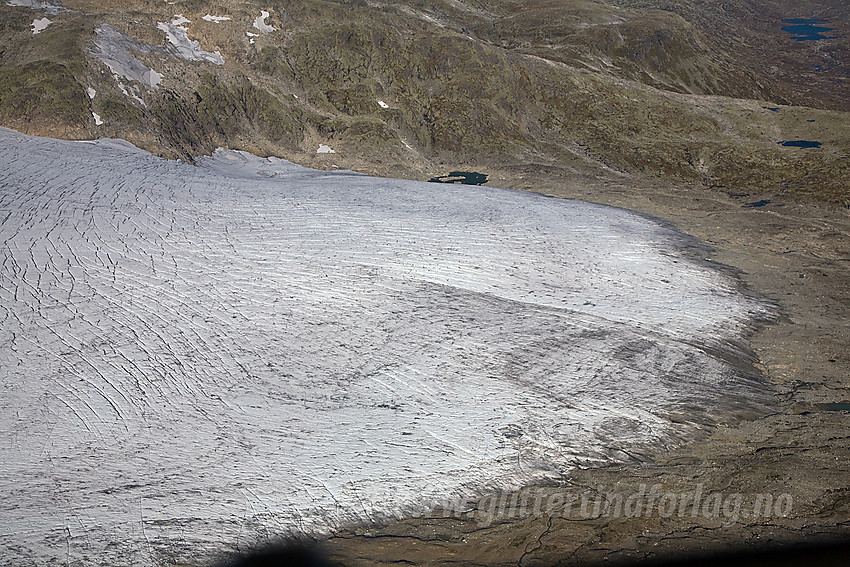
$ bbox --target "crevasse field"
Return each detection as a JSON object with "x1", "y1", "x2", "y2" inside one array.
[{"x1": 0, "y1": 128, "x2": 771, "y2": 565}]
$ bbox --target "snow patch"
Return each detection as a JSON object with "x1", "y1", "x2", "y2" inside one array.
[
  {"x1": 396, "y1": 5, "x2": 445, "y2": 28},
  {"x1": 202, "y1": 14, "x2": 231, "y2": 23},
  {"x1": 91, "y1": 112, "x2": 103, "y2": 125},
  {"x1": 116, "y1": 80, "x2": 147, "y2": 106},
  {"x1": 170, "y1": 13, "x2": 190, "y2": 27},
  {"x1": 6, "y1": 0, "x2": 62, "y2": 15},
  {"x1": 253, "y1": 10, "x2": 275, "y2": 34},
  {"x1": 86, "y1": 87, "x2": 96, "y2": 99},
  {"x1": 317, "y1": 143, "x2": 336, "y2": 154},
  {"x1": 91, "y1": 19, "x2": 222, "y2": 95},
  {"x1": 146, "y1": 69, "x2": 163, "y2": 87},
  {"x1": 156, "y1": 15, "x2": 225, "y2": 64},
  {"x1": 377, "y1": 100, "x2": 389, "y2": 108},
  {"x1": 30, "y1": 17, "x2": 50, "y2": 34},
  {"x1": 91, "y1": 24, "x2": 163, "y2": 90}
]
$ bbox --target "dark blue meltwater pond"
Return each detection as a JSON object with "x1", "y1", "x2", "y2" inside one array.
[
  {"x1": 781, "y1": 18, "x2": 837, "y2": 41},
  {"x1": 779, "y1": 140, "x2": 823, "y2": 148}
]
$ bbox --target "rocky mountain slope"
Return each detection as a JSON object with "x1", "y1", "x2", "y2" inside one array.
[{"x1": 0, "y1": 0, "x2": 848, "y2": 203}]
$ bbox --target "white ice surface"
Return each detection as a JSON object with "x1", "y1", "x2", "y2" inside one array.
[
  {"x1": 91, "y1": 111, "x2": 103, "y2": 125},
  {"x1": 317, "y1": 143, "x2": 336, "y2": 154},
  {"x1": 0, "y1": 129, "x2": 772, "y2": 566}
]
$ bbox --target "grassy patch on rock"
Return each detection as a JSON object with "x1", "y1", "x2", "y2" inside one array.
[
  {"x1": 0, "y1": 60, "x2": 90, "y2": 133},
  {"x1": 146, "y1": 73, "x2": 305, "y2": 160}
]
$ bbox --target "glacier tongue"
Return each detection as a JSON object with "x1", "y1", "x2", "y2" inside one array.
[{"x1": 0, "y1": 128, "x2": 772, "y2": 566}]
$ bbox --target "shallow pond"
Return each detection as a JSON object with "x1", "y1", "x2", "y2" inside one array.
[
  {"x1": 781, "y1": 18, "x2": 836, "y2": 41},
  {"x1": 429, "y1": 171, "x2": 489, "y2": 185},
  {"x1": 779, "y1": 140, "x2": 822, "y2": 148}
]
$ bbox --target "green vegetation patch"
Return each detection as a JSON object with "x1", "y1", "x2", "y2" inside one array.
[
  {"x1": 196, "y1": 73, "x2": 304, "y2": 145},
  {"x1": 96, "y1": 95, "x2": 145, "y2": 126},
  {"x1": 148, "y1": 73, "x2": 305, "y2": 159},
  {"x1": 0, "y1": 60, "x2": 89, "y2": 128}
]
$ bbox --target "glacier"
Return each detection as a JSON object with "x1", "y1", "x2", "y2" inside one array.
[{"x1": 0, "y1": 128, "x2": 772, "y2": 565}]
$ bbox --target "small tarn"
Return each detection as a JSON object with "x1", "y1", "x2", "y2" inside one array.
[
  {"x1": 429, "y1": 171, "x2": 489, "y2": 185},
  {"x1": 781, "y1": 18, "x2": 837, "y2": 41},
  {"x1": 779, "y1": 140, "x2": 822, "y2": 148}
]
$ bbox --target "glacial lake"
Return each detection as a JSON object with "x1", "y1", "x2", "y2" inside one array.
[
  {"x1": 781, "y1": 18, "x2": 836, "y2": 41},
  {"x1": 780, "y1": 140, "x2": 823, "y2": 148}
]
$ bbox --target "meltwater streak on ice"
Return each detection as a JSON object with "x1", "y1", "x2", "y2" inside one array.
[{"x1": 0, "y1": 129, "x2": 772, "y2": 566}]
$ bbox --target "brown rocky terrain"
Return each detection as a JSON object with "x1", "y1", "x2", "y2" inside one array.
[{"x1": 1, "y1": 0, "x2": 848, "y2": 201}]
